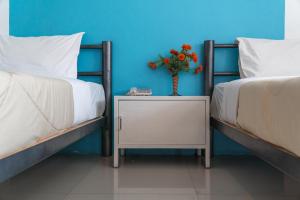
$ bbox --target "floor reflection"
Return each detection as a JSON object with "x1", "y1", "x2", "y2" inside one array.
[{"x1": 0, "y1": 155, "x2": 299, "y2": 200}]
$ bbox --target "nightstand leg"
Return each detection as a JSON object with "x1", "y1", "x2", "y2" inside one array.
[
  {"x1": 205, "y1": 148, "x2": 211, "y2": 169},
  {"x1": 114, "y1": 148, "x2": 119, "y2": 168}
]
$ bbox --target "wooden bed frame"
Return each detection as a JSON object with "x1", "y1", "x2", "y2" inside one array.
[
  {"x1": 0, "y1": 41, "x2": 112, "y2": 183},
  {"x1": 204, "y1": 40, "x2": 300, "y2": 182}
]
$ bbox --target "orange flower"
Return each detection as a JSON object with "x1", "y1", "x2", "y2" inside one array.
[
  {"x1": 178, "y1": 53, "x2": 186, "y2": 61},
  {"x1": 148, "y1": 62, "x2": 157, "y2": 70},
  {"x1": 170, "y1": 49, "x2": 179, "y2": 55},
  {"x1": 194, "y1": 64, "x2": 203, "y2": 74},
  {"x1": 163, "y1": 58, "x2": 170, "y2": 65},
  {"x1": 191, "y1": 52, "x2": 198, "y2": 63},
  {"x1": 182, "y1": 44, "x2": 192, "y2": 51}
]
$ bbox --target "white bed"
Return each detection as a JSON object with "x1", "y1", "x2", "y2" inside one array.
[
  {"x1": 204, "y1": 38, "x2": 300, "y2": 181},
  {"x1": 0, "y1": 71, "x2": 105, "y2": 159},
  {"x1": 211, "y1": 76, "x2": 300, "y2": 157},
  {"x1": 0, "y1": 36, "x2": 112, "y2": 183}
]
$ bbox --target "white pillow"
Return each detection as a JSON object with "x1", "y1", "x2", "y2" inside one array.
[
  {"x1": 0, "y1": 32, "x2": 84, "y2": 79},
  {"x1": 237, "y1": 37, "x2": 300, "y2": 78}
]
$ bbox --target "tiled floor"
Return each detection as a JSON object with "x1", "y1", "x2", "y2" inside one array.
[{"x1": 0, "y1": 155, "x2": 299, "y2": 200}]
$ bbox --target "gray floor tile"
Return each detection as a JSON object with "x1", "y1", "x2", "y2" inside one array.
[
  {"x1": 0, "y1": 155, "x2": 97, "y2": 194},
  {"x1": 188, "y1": 156, "x2": 300, "y2": 196},
  {"x1": 0, "y1": 193, "x2": 67, "y2": 200},
  {"x1": 70, "y1": 156, "x2": 196, "y2": 195},
  {"x1": 197, "y1": 194, "x2": 300, "y2": 200},
  {"x1": 65, "y1": 193, "x2": 198, "y2": 200}
]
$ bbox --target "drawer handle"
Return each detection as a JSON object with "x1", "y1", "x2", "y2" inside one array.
[{"x1": 119, "y1": 116, "x2": 122, "y2": 131}]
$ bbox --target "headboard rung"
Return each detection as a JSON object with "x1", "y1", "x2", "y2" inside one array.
[
  {"x1": 80, "y1": 44, "x2": 103, "y2": 49},
  {"x1": 78, "y1": 71, "x2": 103, "y2": 76},
  {"x1": 214, "y1": 72, "x2": 240, "y2": 76},
  {"x1": 214, "y1": 44, "x2": 238, "y2": 48}
]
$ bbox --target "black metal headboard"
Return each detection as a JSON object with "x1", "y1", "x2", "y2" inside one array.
[
  {"x1": 204, "y1": 40, "x2": 240, "y2": 98},
  {"x1": 79, "y1": 41, "x2": 112, "y2": 156}
]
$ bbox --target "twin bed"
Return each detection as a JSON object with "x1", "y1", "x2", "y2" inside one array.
[
  {"x1": 0, "y1": 35, "x2": 112, "y2": 183},
  {"x1": 205, "y1": 39, "x2": 300, "y2": 182}
]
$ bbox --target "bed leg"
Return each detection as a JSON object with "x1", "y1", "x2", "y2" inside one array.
[
  {"x1": 205, "y1": 126, "x2": 212, "y2": 168},
  {"x1": 205, "y1": 147, "x2": 211, "y2": 169},
  {"x1": 102, "y1": 128, "x2": 112, "y2": 157},
  {"x1": 114, "y1": 148, "x2": 119, "y2": 168},
  {"x1": 211, "y1": 127, "x2": 214, "y2": 158}
]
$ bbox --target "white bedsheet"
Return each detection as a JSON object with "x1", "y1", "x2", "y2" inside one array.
[
  {"x1": 211, "y1": 80, "x2": 244, "y2": 125},
  {"x1": 211, "y1": 76, "x2": 297, "y2": 125},
  {"x1": 66, "y1": 78, "x2": 105, "y2": 124},
  {"x1": 0, "y1": 71, "x2": 105, "y2": 159}
]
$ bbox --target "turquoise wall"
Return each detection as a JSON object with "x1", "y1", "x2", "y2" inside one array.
[{"x1": 10, "y1": 0, "x2": 285, "y2": 155}]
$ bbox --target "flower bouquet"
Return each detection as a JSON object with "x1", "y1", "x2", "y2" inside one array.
[{"x1": 148, "y1": 44, "x2": 203, "y2": 96}]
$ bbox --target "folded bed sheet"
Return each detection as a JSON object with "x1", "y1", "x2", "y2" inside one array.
[
  {"x1": 211, "y1": 76, "x2": 300, "y2": 157},
  {"x1": 0, "y1": 70, "x2": 105, "y2": 159}
]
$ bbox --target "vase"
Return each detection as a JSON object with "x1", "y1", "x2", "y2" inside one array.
[{"x1": 171, "y1": 75, "x2": 180, "y2": 96}]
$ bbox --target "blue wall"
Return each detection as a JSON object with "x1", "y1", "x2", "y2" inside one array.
[{"x1": 10, "y1": 0, "x2": 285, "y2": 155}]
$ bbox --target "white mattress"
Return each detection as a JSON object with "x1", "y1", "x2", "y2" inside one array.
[
  {"x1": 211, "y1": 77, "x2": 296, "y2": 125},
  {"x1": 65, "y1": 78, "x2": 105, "y2": 125}
]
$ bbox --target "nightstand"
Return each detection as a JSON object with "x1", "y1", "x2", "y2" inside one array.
[{"x1": 114, "y1": 96, "x2": 211, "y2": 168}]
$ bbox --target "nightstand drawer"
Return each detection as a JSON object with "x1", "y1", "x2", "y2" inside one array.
[{"x1": 118, "y1": 100, "x2": 206, "y2": 145}]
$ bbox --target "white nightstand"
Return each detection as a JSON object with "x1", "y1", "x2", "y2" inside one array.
[{"x1": 114, "y1": 96, "x2": 211, "y2": 168}]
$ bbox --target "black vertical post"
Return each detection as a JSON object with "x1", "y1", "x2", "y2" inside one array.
[
  {"x1": 204, "y1": 40, "x2": 215, "y2": 157},
  {"x1": 204, "y1": 40, "x2": 215, "y2": 98},
  {"x1": 102, "y1": 41, "x2": 112, "y2": 157}
]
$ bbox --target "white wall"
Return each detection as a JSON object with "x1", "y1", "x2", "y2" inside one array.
[
  {"x1": 0, "y1": 0, "x2": 9, "y2": 35},
  {"x1": 286, "y1": 0, "x2": 300, "y2": 39}
]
